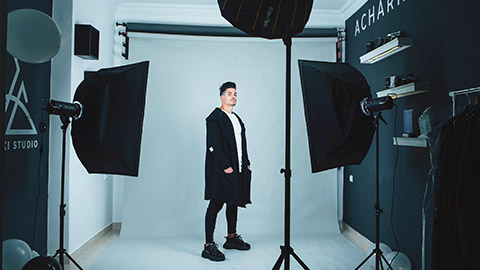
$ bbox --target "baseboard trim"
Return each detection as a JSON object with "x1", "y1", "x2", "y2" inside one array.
[
  {"x1": 69, "y1": 223, "x2": 114, "y2": 260},
  {"x1": 113, "y1": 222, "x2": 122, "y2": 231},
  {"x1": 339, "y1": 220, "x2": 372, "y2": 253}
]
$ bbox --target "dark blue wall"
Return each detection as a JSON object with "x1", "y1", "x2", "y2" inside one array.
[
  {"x1": 344, "y1": 0, "x2": 480, "y2": 269},
  {"x1": 3, "y1": 0, "x2": 51, "y2": 256}
]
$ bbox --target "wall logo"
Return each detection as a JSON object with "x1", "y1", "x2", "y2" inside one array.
[
  {"x1": 5, "y1": 58, "x2": 38, "y2": 135},
  {"x1": 353, "y1": 0, "x2": 408, "y2": 37},
  {"x1": 4, "y1": 57, "x2": 40, "y2": 151}
]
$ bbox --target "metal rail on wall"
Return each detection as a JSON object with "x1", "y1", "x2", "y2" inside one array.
[
  {"x1": 114, "y1": 22, "x2": 339, "y2": 60},
  {"x1": 449, "y1": 86, "x2": 480, "y2": 116}
]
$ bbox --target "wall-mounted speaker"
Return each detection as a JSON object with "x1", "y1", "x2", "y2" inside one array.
[{"x1": 74, "y1": 24, "x2": 99, "y2": 60}]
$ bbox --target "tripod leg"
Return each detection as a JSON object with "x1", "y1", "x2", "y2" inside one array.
[
  {"x1": 54, "y1": 249, "x2": 66, "y2": 269},
  {"x1": 65, "y1": 252, "x2": 84, "y2": 270},
  {"x1": 60, "y1": 255, "x2": 64, "y2": 270},
  {"x1": 379, "y1": 252, "x2": 393, "y2": 270},
  {"x1": 291, "y1": 250, "x2": 310, "y2": 270},
  {"x1": 377, "y1": 254, "x2": 383, "y2": 270},
  {"x1": 272, "y1": 252, "x2": 285, "y2": 270},
  {"x1": 355, "y1": 251, "x2": 374, "y2": 270}
]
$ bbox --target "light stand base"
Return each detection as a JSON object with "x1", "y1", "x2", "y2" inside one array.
[
  {"x1": 53, "y1": 249, "x2": 84, "y2": 270},
  {"x1": 273, "y1": 245, "x2": 310, "y2": 270},
  {"x1": 355, "y1": 248, "x2": 392, "y2": 270}
]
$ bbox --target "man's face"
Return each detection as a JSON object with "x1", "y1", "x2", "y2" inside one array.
[{"x1": 221, "y1": 88, "x2": 237, "y2": 107}]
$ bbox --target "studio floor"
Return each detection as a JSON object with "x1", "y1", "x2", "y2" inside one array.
[{"x1": 77, "y1": 232, "x2": 367, "y2": 270}]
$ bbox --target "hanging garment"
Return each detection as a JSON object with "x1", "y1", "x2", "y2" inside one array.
[
  {"x1": 431, "y1": 105, "x2": 480, "y2": 270},
  {"x1": 455, "y1": 106, "x2": 480, "y2": 270}
]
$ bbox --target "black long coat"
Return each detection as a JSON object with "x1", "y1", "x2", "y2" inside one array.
[{"x1": 205, "y1": 108, "x2": 251, "y2": 207}]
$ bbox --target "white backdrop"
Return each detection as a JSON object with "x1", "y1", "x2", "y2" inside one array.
[{"x1": 119, "y1": 34, "x2": 339, "y2": 242}]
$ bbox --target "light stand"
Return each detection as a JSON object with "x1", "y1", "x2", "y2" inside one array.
[
  {"x1": 52, "y1": 116, "x2": 83, "y2": 270},
  {"x1": 354, "y1": 112, "x2": 392, "y2": 270},
  {"x1": 272, "y1": 37, "x2": 309, "y2": 270}
]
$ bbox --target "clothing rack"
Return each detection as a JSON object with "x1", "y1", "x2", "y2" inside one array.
[{"x1": 448, "y1": 86, "x2": 480, "y2": 116}]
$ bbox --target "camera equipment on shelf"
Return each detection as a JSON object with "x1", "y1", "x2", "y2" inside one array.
[
  {"x1": 365, "y1": 30, "x2": 405, "y2": 53},
  {"x1": 384, "y1": 73, "x2": 416, "y2": 89},
  {"x1": 384, "y1": 76, "x2": 401, "y2": 89},
  {"x1": 386, "y1": 30, "x2": 404, "y2": 41},
  {"x1": 366, "y1": 41, "x2": 375, "y2": 52}
]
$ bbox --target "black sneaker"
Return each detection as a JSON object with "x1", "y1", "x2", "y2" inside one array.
[
  {"x1": 201, "y1": 242, "x2": 225, "y2": 261},
  {"x1": 223, "y1": 234, "x2": 251, "y2": 250}
]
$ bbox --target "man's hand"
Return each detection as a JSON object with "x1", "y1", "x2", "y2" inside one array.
[{"x1": 224, "y1": 167, "x2": 233, "y2": 174}]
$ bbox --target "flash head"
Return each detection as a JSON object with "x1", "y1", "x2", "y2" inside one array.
[
  {"x1": 360, "y1": 96, "x2": 394, "y2": 116},
  {"x1": 46, "y1": 99, "x2": 83, "y2": 120}
]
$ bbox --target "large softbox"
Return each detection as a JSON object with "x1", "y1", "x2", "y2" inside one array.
[
  {"x1": 298, "y1": 60, "x2": 375, "y2": 173},
  {"x1": 71, "y1": 61, "x2": 149, "y2": 176},
  {"x1": 218, "y1": 0, "x2": 313, "y2": 39}
]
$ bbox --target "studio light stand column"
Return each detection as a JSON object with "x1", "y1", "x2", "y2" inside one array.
[
  {"x1": 354, "y1": 112, "x2": 392, "y2": 270},
  {"x1": 272, "y1": 37, "x2": 309, "y2": 270},
  {"x1": 53, "y1": 116, "x2": 83, "y2": 270}
]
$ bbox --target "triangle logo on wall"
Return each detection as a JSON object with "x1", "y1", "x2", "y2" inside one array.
[{"x1": 5, "y1": 58, "x2": 38, "y2": 136}]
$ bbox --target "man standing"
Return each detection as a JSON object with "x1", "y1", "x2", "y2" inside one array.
[{"x1": 202, "y1": 81, "x2": 252, "y2": 262}]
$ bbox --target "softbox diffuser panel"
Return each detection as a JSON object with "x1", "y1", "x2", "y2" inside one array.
[
  {"x1": 218, "y1": 0, "x2": 313, "y2": 39},
  {"x1": 298, "y1": 60, "x2": 374, "y2": 173},
  {"x1": 72, "y1": 61, "x2": 149, "y2": 176}
]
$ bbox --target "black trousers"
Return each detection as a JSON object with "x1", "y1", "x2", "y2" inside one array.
[{"x1": 205, "y1": 199, "x2": 238, "y2": 244}]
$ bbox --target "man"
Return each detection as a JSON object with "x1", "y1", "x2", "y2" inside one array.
[{"x1": 202, "y1": 81, "x2": 252, "y2": 262}]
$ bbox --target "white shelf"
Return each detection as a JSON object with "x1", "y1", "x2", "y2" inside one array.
[
  {"x1": 360, "y1": 37, "x2": 413, "y2": 64},
  {"x1": 376, "y1": 82, "x2": 430, "y2": 99},
  {"x1": 393, "y1": 137, "x2": 427, "y2": 148}
]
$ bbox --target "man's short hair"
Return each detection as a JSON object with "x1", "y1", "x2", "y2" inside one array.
[{"x1": 219, "y1": 81, "x2": 236, "y2": 96}]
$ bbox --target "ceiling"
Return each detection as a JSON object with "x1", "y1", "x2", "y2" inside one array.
[{"x1": 114, "y1": 0, "x2": 367, "y2": 28}]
